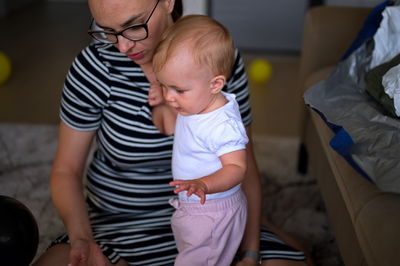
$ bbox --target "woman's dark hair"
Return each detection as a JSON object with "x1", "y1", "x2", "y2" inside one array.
[{"x1": 172, "y1": 0, "x2": 183, "y2": 22}]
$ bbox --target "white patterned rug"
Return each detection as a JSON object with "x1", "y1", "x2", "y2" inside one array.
[
  {"x1": 253, "y1": 135, "x2": 343, "y2": 266},
  {"x1": 0, "y1": 124, "x2": 342, "y2": 265}
]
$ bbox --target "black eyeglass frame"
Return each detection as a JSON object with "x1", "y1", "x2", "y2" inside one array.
[{"x1": 88, "y1": 0, "x2": 160, "y2": 44}]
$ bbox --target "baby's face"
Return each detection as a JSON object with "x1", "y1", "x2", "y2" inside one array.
[{"x1": 155, "y1": 49, "x2": 218, "y2": 116}]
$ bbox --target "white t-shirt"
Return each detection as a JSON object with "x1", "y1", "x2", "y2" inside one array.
[{"x1": 172, "y1": 92, "x2": 249, "y2": 202}]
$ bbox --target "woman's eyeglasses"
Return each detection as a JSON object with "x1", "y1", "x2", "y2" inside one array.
[{"x1": 88, "y1": 0, "x2": 160, "y2": 44}]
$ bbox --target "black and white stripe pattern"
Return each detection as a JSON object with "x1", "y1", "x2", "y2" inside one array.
[
  {"x1": 50, "y1": 43, "x2": 305, "y2": 264},
  {"x1": 259, "y1": 226, "x2": 306, "y2": 261}
]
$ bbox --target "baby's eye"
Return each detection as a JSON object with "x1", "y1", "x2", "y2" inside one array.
[{"x1": 176, "y1": 89, "x2": 186, "y2": 94}]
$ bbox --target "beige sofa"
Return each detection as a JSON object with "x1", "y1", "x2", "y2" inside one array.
[{"x1": 298, "y1": 6, "x2": 400, "y2": 266}]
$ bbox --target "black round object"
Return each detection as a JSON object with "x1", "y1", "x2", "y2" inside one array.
[{"x1": 0, "y1": 195, "x2": 39, "y2": 266}]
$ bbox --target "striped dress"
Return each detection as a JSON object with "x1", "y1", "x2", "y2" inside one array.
[{"x1": 51, "y1": 43, "x2": 305, "y2": 265}]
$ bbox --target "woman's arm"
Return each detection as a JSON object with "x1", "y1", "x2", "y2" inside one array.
[
  {"x1": 152, "y1": 104, "x2": 177, "y2": 135},
  {"x1": 237, "y1": 125, "x2": 262, "y2": 264},
  {"x1": 50, "y1": 121, "x2": 104, "y2": 265}
]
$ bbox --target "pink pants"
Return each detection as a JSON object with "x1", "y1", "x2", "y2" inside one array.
[{"x1": 170, "y1": 189, "x2": 247, "y2": 266}]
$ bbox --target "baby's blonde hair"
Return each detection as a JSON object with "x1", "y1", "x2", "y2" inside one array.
[{"x1": 153, "y1": 15, "x2": 235, "y2": 79}]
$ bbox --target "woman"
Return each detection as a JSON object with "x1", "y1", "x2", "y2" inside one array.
[{"x1": 33, "y1": 0, "x2": 308, "y2": 265}]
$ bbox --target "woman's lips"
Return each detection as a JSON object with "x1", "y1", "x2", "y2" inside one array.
[{"x1": 128, "y1": 51, "x2": 144, "y2": 61}]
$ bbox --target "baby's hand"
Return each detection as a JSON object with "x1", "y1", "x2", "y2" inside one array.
[
  {"x1": 148, "y1": 84, "x2": 164, "y2": 107},
  {"x1": 169, "y1": 179, "x2": 208, "y2": 204}
]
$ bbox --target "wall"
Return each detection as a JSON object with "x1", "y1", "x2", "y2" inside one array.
[
  {"x1": 0, "y1": 0, "x2": 41, "y2": 17},
  {"x1": 211, "y1": 0, "x2": 307, "y2": 52},
  {"x1": 182, "y1": 0, "x2": 208, "y2": 15},
  {"x1": 46, "y1": 0, "x2": 208, "y2": 13},
  {"x1": 326, "y1": 0, "x2": 385, "y2": 6}
]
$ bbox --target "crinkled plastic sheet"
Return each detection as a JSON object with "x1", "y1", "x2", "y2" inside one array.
[{"x1": 304, "y1": 5, "x2": 400, "y2": 194}]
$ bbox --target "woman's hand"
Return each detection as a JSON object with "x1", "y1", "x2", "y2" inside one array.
[
  {"x1": 69, "y1": 239, "x2": 107, "y2": 266},
  {"x1": 169, "y1": 179, "x2": 208, "y2": 204},
  {"x1": 148, "y1": 84, "x2": 164, "y2": 107}
]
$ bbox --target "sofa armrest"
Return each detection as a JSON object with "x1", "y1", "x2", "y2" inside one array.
[
  {"x1": 357, "y1": 192, "x2": 400, "y2": 266},
  {"x1": 310, "y1": 111, "x2": 400, "y2": 266},
  {"x1": 299, "y1": 6, "x2": 372, "y2": 92}
]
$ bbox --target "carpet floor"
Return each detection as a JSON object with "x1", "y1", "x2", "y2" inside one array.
[{"x1": 0, "y1": 123, "x2": 343, "y2": 265}]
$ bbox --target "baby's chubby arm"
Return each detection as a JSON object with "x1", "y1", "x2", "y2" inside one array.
[{"x1": 170, "y1": 149, "x2": 247, "y2": 204}]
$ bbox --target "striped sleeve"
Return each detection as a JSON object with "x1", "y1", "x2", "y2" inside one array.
[
  {"x1": 60, "y1": 44, "x2": 111, "y2": 131},
  {"x1": 225, "y1": 49, "x2": 253, "y2": 126}
]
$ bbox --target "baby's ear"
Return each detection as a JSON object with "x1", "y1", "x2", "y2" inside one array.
[{"x1": 210, "y1": 75, "x2": 226, "y2": 94}]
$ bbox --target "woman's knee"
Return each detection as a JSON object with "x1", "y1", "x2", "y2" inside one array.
[
  {"x1": 32, "y1": 243, "x2": 70, "y2": 266},
  {"x1": 114, "y1": 258, "x2": 129, "y2": 266},
  {"x1": 32, "y1": 243, "x2": 129, "y2": 266},
  {"x1": 262, "y1": 259, "x2": 308, "y2": 266}
]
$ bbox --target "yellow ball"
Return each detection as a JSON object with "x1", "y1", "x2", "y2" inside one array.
[
  {"x1": 0, "y1": 51, "x2": 12, "y2": 85},
  {"x1": 248, "y1": 59, "x2": 272, "y2": 84}
]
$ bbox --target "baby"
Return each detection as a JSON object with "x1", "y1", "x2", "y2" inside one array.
[{"x1": 150, "y1": 15, "x2": 248, "y2": 265}]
